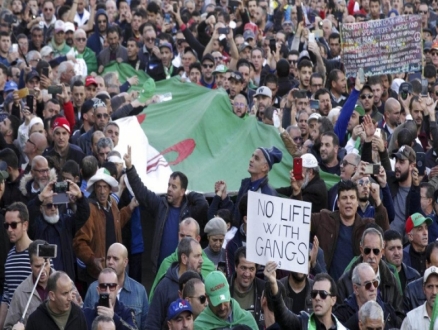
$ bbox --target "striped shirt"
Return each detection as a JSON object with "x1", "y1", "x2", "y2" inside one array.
[{"x1": 2, "y1": 248, "x2": 31, "y2": 305}]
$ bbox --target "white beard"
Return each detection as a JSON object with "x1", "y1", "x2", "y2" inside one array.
[
  {"x1": 43, "y1": 213, "x2": 60, "y2": 224},
  {"x1": 301, "y1": 172, "x2": 310, "y2": 190}
]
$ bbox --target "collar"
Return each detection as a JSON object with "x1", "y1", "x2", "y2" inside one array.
[
  {"x1": 422, "y1": 302, "x2": 431, "y2": 320},
  {"x1": 97, "y1": 198, "x2": 112, "y2": 212},
  {"x1": 330, "y1": 91, "x2": 346, "y2": 103},
  {"x1": 122, "y1": 272, "x2": 132, "y2": 292},
  {"x1": 376, "y1": 266, "x2": 381, "y2": 282}
]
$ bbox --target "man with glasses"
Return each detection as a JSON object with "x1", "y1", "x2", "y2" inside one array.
[
  {"x1": 138, "y1": 24, "x2": 160, "y2": 72},
  {"x1": 87, "y1": 9, "x2": 109, "y2": 56},
  {"x1": 182, "y1": 278, "x2": 207, "y2": 320},
  {"x1": 337, "y1": 228, "x2": 402, "y2": 312},
  {"x1": 200, "y1": 54, "x2": 216, "y2": 89},
  {"x1": 333, "y1": 263, "x2": 403, "y2": 329},
  {"x1": 22, "y1": 132, "x2": 47, "y2": 174},
  {"x1": 19, "y1": 156, "x2": 56, "y2": 203},
  {"x1": 287, "y1": 51, "x2": 299, "y2": 81},
  {"x1": 49, "y1": 20, "x2": 71, "y2": 57},
  {"x1": 227, "y1": 71, "x2": 245, "y2": 101},
  {"x1": 359, "y1": 84, "x2": 382, "y2": 122},
  {"x1": 264, "y1": 263, "x2": 343, "y2": 330},
  {"x1": 403, "y1": 213, "x2": 432, "y2": 275},
  {"x1": 63, "y1": 29, "x2": 97, "y2": 75},
  {"x1": 0, "y1": 202, "x2": 32, "y2": 330},
  {"x1": 83, "y1": 268, "x2": 136, "y2": 329},
  {"x1": 309, "y1": 73, "x2": 324, "y2": 97}
]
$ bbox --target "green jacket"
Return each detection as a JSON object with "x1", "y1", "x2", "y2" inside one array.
[
  {"x1": 77, "y1": 47, "x2": 98, "y2": 75},
  {"x1": 149, "y1": 249, "x2": 215, "y2": 302},
  {"x1": 194, "y1": 298, "x2": 258, "y2": 330},
  {"x1": 50, "y1": 40, "x2": 71, "y2": 57}
]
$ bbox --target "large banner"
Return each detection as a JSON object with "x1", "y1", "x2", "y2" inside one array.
[
  {"x1": 246, "y1": 191, "x2": 312, "y2": 273},
  {"x1": 340, "y1": 15, "x2": 422, "y2": 78}
]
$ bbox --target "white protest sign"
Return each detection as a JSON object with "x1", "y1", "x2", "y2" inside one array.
[{"x1": 246, "y1": 191, "x2": 312, "y2": 273}]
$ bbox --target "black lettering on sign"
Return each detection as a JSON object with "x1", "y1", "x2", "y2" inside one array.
[{"x1": 258, "y1": 199, "x2": 274, "y2": 218}]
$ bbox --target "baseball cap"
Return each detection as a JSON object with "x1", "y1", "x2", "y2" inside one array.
[
  {"x1": 25, "y1": 70, "x2": 40, "y2": 83},
  {"x1": 40, "y1": 46, "x2": 54, "y2": 58},
  {"x1": 184, "y1": 47, "x2": 198, "y2": 59},
  {"x1": 424, "y1": 266, "x2": 438, "y2": 283},
  {"x1": 0, "y1": 160, "x2": 9, "y2": 182},
  {"x1": 64, "y1": 22, "x2": 75, "y2": 33},
  {"x1": 354, "y1": 104, "x2": 365, "y2": 116},
  {"x1": 159, "y1": 42, "x2": 173, "y2": 52},
  {"x1": 4, "y1": 81, "x2": 18, "y2": 93},
  {"x1": 52, "y1": 117, "x2": 71, "y2": 134},
  {"x1": 213, "y1": 64, "x2": 228, "y2": 74},
  {"x1": 391, "y1": 145, "x2": 416, "y2": 163},
  {"x1": 205, "y1": 271, "x2": 231, "y2": 307},
  {"x1": 167, "y1": 299, "x2": 193, "y2": 321},
  {"x1": 298, "y1": 50, "x2": 311, "y2": 63},
  {"x1": 243, "y1": 30, "x2": 255, "y2": 41},
  {"x1": 201, "y1": 53, "x2": 215, "y2": 64},
  {"x1": 254, "y1": 86, "x2": 272, "y2": 98},
  {"x1": 399, "y1": 82, "x2": 413, "y2": 94},
  {"x1": 228, "y1": 71, "x2": 244, "y2": 83},
  {"x1": 405, "y1": 213, "x2": 433, "y2": 234},
  {"x1": 54, "y1": 20, "x2": 65, "y2": 33},
  {"x1": 244, "y1": 22, "x2": 258, "y2": 34},
  {"x1": 424, "y1": 41, "x2": 432, "y2": 52},
  {"x1": 308, "y1": 113, "x2": 321, "y2": 123},
  {"x1": 85, "y1": 76, "x2": 97, "y2": 87},
  {"x1": 238, "y1": 42, "x2": 251, "y2": 53}
]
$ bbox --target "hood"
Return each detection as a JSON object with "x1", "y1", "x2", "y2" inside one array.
[
  {"x1": 276, "y1": 59, "x2": 289, "y2": 77},
  {"x1": 19, "y1": 168, "x2": 57, "y2": 196},
  {"x1": 165, "y1": 262, "x2": 181, "y2": 283},
  {"x1": 94, "y1": 9, "x2": 108, "y2": 33}
]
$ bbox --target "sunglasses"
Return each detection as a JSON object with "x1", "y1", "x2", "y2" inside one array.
[
  {"x1": 3, "y1": 221, "x2": 22, "y2": 230},
  {"x1": 98, "y1": 283, "x2": 117, "y2": 291},
  {"x1": 289, "y1": 60, "x2": 298, "y2": 65},
  {"x1": 145, "y1": 37, "x2": 156, "y2": 42},
  {"x1": 190, "y1": 295, "x2": 207, "y2": 304},
  {"x1": 27, "y1": 138, "x2": 36, "y2": 147},
  {"x1": 43, "y1": 203, "x2": 58, "y2": 209},
  {"x1": 96, "y1": 113, "x2": 109, "y2": 119},
  {"x1": 360, "y1": 94, "x2": 373, "y2": 99},
  {"x1": 357, "y1": 279, "x2": 379, "y2": 290},
  {"x1": 293, "y1": 136, "x2": 303, "y2": 142},
  {"x1": 310, "y1": 290, "x2": 333, "y2": 299},
  {"x1": 419, "y1": 10, "x2": 428, "y2": 14},
  {"x1": 203, "y1": 64, "x2": 214, "y2": 68},
  {"x1": 75, "y1": 38, "x2": 86, "y2": 42},
  {"x1": 341, "y1": 160, "x2": 356, "y2": 167},
  {"x1": 432, "y1": 52, "x2": 438, "y2": 57},
  {"x1": 234, "y1": 102, "x2": 246, "y2": 107},
  {"x1": 363, "y1": 247, "x2": 381, "y2": 255}
]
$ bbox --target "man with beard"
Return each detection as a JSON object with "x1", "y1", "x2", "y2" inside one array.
[
  {"x1": 319, "y1": 132, "x2": 341, "y2": 175},
  {"x1": 254, "y1": 86, "x2": 272, "y2": 119},
  {"x1": 228, "y1": 71, "x2": 245, "y2": 101},
  {"x1": 403, "y1": 213, "x2": 432, "y2": 275},
  {"x1": 328, "y1": 69, "x2": 347, "y2": 107},
  {"x1": 87, "y1": 9, "x2": 108, "y2": 56},
  {"x1": 97, "y1": 25, "x2": 128, "y2": 71},
  {"x1": 277, "y1": 153, "x2": 328, "y2": 213},
  {"x1": 73, "y1": 168, "x2": 137, "y2": 283},
  {"x1": 148, "y1": 237, "x2": 203, "y2": 330},
  {"x1": 232, "y1": 95, "x2": 248, "y2": 118},
  {"x1": 19, "y1": 156, "x2": 56, "y2": 203},
  {"x1": 148, "y1": 43, "x2": 177, "y2": 81},
  {"x1": 388, "y1": 145, "x2": 422, "y2": 237},
  {"x1": 409, "y1": 96, "x2": 426, "y2": 139},
  {"x1": 359, "y1": 85, "x2": 382, "y2": 122},
  {"x1": 378, "y1": 98, "x2": 401, "y2": 142},
  {"x1": 369, "y1": 77, "x2": 385, "y2": 116},
  {"x1": 200, "y1": 54, "x2": 216, "y2": 89},
  {"x1": 315, "y1": 88, "x2": 333, "y2": 116},
  {"x1": 279, "y1": 268, "x2": 313, "y2": 315}
]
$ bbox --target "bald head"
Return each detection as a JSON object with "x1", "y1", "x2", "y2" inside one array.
[
  {"x1": 383, "y1": 97, "x2": 401, "y2": 128},
  {"x1": 179, "y1": 218, "x2": 201, "y2": 242},
  {"x1": 31, "y1": 155, "x2": 48, "y2": 169},
  {"x1": 106, "y1": 243, "x2": 128, "y2": 277},
  {"x1": 108, "y1": 243, "x2": 128, "y2": 259},
  {"x1": 384, "y1": 98, "x2": 400, "y2": 114},
  {"x1": 30, "y1": 132, "x2": 48, "y2": 154}
]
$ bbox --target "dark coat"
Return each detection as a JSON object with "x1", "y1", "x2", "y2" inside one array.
[
  {"x1": 126, "y1": 166, "x2": 208, "y2": 273},
  {"x1": 25, "y1": 301, "x2": 87, "y2": 330},
  {"x1": 337, "y1": 258, "x2": 403, "y2": 313},
  {"x1": 83, "y1": 300, "x2": 137, "y2": 330},
  {"x1": 86, "y1": 10, "x2": 107, "y2": 56},
  {"x1": 77, "y1": 127, "x2": 95, "y2": 156},
  {"x1": 403, "y1": 277, "x2": 424, "y2": 313},
  {"x1": 279, "y1": 276, "x2": 313, "y2": 314},
  {"x1": 43, "y1": 143, "x2": 85, "y2": 174},
  {"x1": 225, "y1": 226, "x2": 245, "y2": 277}
]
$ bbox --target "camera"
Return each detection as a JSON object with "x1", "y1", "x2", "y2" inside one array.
[
  {"x1": 4, "y1": 14, "x2": 17, "y2": 24},
  {"x1": 54, "y1": 182, "x2": 69, "y2": 193}
]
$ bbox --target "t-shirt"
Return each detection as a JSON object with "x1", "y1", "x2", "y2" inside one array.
[
  {"x1": 329, "y1": 223, "x2": 354, "y2": 281},
  {"x1": 158, "y1": 206, "x2": 181, "y2": 267},
  {"x1": 203, "y1": 246, "x2": 226, "y2": 266},
  {"x1": 233, "y1": 283, "x2": 255, "y2": 317},
  {"x1": 391, "y1": 186, "x2": 410, "y2": 236},
  {"x1": 2, "y1": 248, "x2": 31, "y2": 305},
  {"x1": 290, "y1": 284, "x2": 308, "y2": 314},
  {"x1": 46, "y1": 301, "x2": 71, "y2": 329}
]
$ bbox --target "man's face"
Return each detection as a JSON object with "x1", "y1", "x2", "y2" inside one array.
[
  {"x1": 0, "y1": 36, "x2": 10, "y2": 54},
  {"x1": 72, "y1": 86, "x2": 85, "y2": 107},
  {"x1": 127, "y1": 40, "x2": 138, "y2": 58},
  {"x1": 312, "y1": 280, "x2": 336, "y2": 317},
  {"x1": 208, "y1": 299, "x2": 231, "y2": 320},
  {"x1": 77, "y1": 0, "x2": 85, "y2": 12},
  {"x1": 347, "y1": 110, "x2": 360, "y2": 132},
  {"x1": 369, "y1": 0, "x2": 380, "y2": 17},
  {"x1": 360, "y1": 234, "x2": 383, "y2": 273},
  {"x1": 160, "y1": 47, "x2": 173, "y2": 67},
  {"x1": 27, "y1": 77, "x2": 40, "y2": 90},
  {"x1": 50, "y1": 275, "x2": 73, "y2": 313},
  {"x1": 185, "y1": 241, "x2": 203, "y2": 273},
  {"x1": 5, "y1": 210, "x2": 27, "y2": 243},
  {"x1": 322, "y1": 21, "x2": 332, "y2": 37},
  {"x1": 296, "y1": 97, "x2": 309, "y2": 112},
  {"x1": 256, "y1": 95, "x2": 272, "y2": 113},
  {"x1": 229, "y1": 79, "x2": 243, "y2": 97},
  {"x1": 411, "y1": 100, "x2": 424, "y2": 127},
  {"x1": 238, "y1": 66, "x2": 250, "y2": 88},
  {"x1": 320, "y1": 135, "x2": 337, "y2": 164},
  {"x1": 386, "y1": 104, "x2": 401, "y2": 127},
  {"x1": 43, "y1": 2, "x2": 55, "y2": 21},
  {"x1": 409, "y1": 223, "x2": 429, "y2": 249},
  {"x1": 97, "y1": 272, "x2": 119, "y2": 306},
  {"x1": 201, "y1": 60, "x2": 214, "y2": 80},
  {"x1": 233, "y1": 97, "x2": 247, "y2": 117},
  {"x1": 182, "y1": 53, "x2": 196, "y2": 72},
  {"x1": 54, "y1": 31, "x2": 65, "y2": 45},
  {"x1": 186, "y1": 282, "x2": 207, "y2": 318},
  {"x1": 94, "y1": 181, "x2": 111, "y2": 205},
  {"x1": 299, "y1": 66, "x2": 312, "y2": 88},
  {"x1": 298, "y1": 112, "x2": 309, "y2": 136},
  {"x1": 95, "y1": 77, "x2": 105, "y2": 92},
  {"x1": 329, "y1": 38, "x2": 340, "y2": 57},
  {"x1": 31, "y1": 30, "x2": 43, "y2": 48},
  {"x1": 236, "y1": 257, "x2": 256, "y2": 291},
  {"x1": 43, "y1": 102, "x2": 60, "y2": 119},
  {"x1": 97, "y1": 14, "x2": 108, "y2": 33},
  {"x1": 143, "y1": 30, "x2": 156, "y2": 49},
  {"x1": 317, "y1": 93, "x2": 332, "y2": 116},
  {"x1": 106, "y1": 246, "x2": 127, "y2": 277},
  {"x1": 168, "y1": 311, "x2": 193, "y2": 330},
  {"x1": 421, "y1": 186, "x2": 433, "y2": 214},
  {"x1": 189, "y1": 69, "x2": 201, "y2": 84},
  {"x1": 251, "y1": 50, "x2": 263, "y2": 71},
  {"x1": 289, "y1": 128, "x2": 303, "y2": 147},
  {"x1": 360, "y1": 89, "x2": 374, "y2": 110},
  {"x1": 167, "y1": 176, "x2": 185, "y2": 206},
  {"x1": 0, "y1": 117, "x2": 11, "y2": 137},
  {"x1": 248, "y1": 149, "x2": 268, "y2": 176},
  {"x1": 108, "y1": 32, "x2": 120, "y2": 51},
  {"x1": 85, "y1": 85, "x2": 97, "y2": 100},
  {"x1": 132, "y1": 14, "x2": 142, "y2": 31},
  {"x1": 310, "y1": 77, "x2": 323, "y2": 95},
  {"x1": 419, "y1": 4, "x2": 429, "y2": 24},
  {"x1": 356, "y1": 176, "x2": 371, "y2": 202},
  {"x1": 178, "y1": 222, "x2": 198, "y2": 241},
  {"x1": 424, "y1": 274, "x2": 438, "y2": 311},
  {"x1": 248, "y1": 0, "x2": 257, "y2": 16},
  {"x1": 288, "y1": 55, "x2": 298, "y2": 76},
  {"x1": 214, "y1": 73, "x2": 226, "y2": 88},
  {"x1": 97, "y1": 146, "x2": 111, "y2": 165},
  {"x1": 31, "y1": 255, "x2": 51, "y2": 286},
  {"x1": 404, "y1": 6, "x2": 413, "y2": 14},
  {"x1": 332, "y1": 72, "x2": 346, "y2": 94},
  {"x1": 340, "y1": 155, "x2": 357, "y2": 181},
  {"x1": 74, "y1": 33, "x2": 87, "y2": 52},
  {"x1": 105, "y1": 125, "x2": 119, "y2": 147},
  {"x1": 32, "y1": 160, "x2": 50, "y2": 189},
  {"x1": 95, "y1": 107, "x2": 110, "y2": 130},
  {"x1": 62, "y1": 64, "x2": 75, "y2": 83},
  {"x1": 266, "y1": 82, "x2": 278, "y2": 98},
  {"x1": 371, "y1": 84, "x2": 383, "y2": 105},
  {"x1": 354, "y1": 266, "x2": 378, "y2": 306},
  {"x1": 53, "y1": 128, "x2": 69, "y2": 150},
  {"x1": 337, "y1": 189, "x2": 358, "y2": 219},
  {"x1": 394, "y1": 158, "x2": 412, "y2": 182},
  {"x1": 384, "y1": 239, "x2": 403, "y2": 268},
  {"x1": 11, "y1": 0, "x2": 23, "y2": 14}
]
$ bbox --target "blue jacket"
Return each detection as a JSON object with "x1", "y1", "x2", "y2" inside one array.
[
  {"x1": 83, "y1": 299, "x2": 137, "y2": 330},
  {"x1": 225, "y1": 225, "x2": 245, "y2": 277},
  {"x1": 403, "y1": 277, "x2": 425, "y2": 312},
  {"x1": 87, "y1": 9, "x2": 108, "y2": 56},
  {"x1": 426, "y1": 212, "x2": 438, "y2": 243},
  {"x1": 357, "y1": 184, "x2": 395, "y2": 223},
  {"x1": 334, "y1": 88, "x2": 360, "y2": 147},
  {"x1": 83, "y1": 273, "x2": 149, "y2": 330}
]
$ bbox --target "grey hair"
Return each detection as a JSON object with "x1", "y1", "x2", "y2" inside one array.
[
  {"x1": 180, "y1": 217, "x2": 200, "y2": 236},
  {"x1": 96, "y1": 137, "x2": 114, "y2": 152},
  {"x1": 74, "y1": 28, "x2": 86, "y2": 38},
  {"x1": 360, "y1": 228, "x2": 383, "y2": 248},
  {"x1": 359, "y1": 301, "x2": 384, "y2": 324},
  {"x1": 295, "y1": 109, "x2": 308, "y2": 122},
  {"x1": 350, "y1": 153, "x2": 361, "y2": 166},
  {"x1": 57, "y1": 60, "x2": 74, "y2": 82},
  {"x1": 103, "y1": 72, "x2": 118, "y2": 87},
  {"x1": 177, "y1": 237, "x2": 199, "y2": 263},
  {"x1": 352, "y1": 263, "x2": 374, "y2": 285},
  {"x1": 26, "y1": 50, "x2": 41, "y2": 63},
  {"x1": 108, "y1": 150, "x2": 121, "y2": 158},
  {"x1": 92, "y1": 316, "x2": 115, "y2": 330}
]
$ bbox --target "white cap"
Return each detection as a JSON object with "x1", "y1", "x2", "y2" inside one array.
[
  {"x1": 301, "y1": 153, "x2": 318, "y2": 168},
  {"x1": 40, "y1": 46, "x2": 53, "y2": 57},
  {"x1": 254, "y1": 86, "x2": 272, "y2": 98},
  {"x1": 64, "y1": 22, "x2": 75, "y2": 33},
  {"x1": 54, "y1": 20, "x2": 65, "y2": 32},
  {"x1": 424, "y1": 266, "x2": 438, "y2": 283},
  {"x1": 307, "y1": 113, "x2": 321, "y2": 123}
]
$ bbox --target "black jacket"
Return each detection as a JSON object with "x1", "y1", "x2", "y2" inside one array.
[
  {"x1": 126, "y1": 166, "x2": 208, "y2": 273},
  {"x1": 25, "y1": 301, "x2": 87, "y2": 330},
  {"x1": 399, "y1": 262, "x2": 421, "y2": 293},
  {"x1": 279, "y1": 275, "x2": 313, "y2": 314},
  {"x1": 76, "y1": 127, "x2": 95, "y2": 156},
  {"x1": 43, "y1": 143, "x2": 85, "y2": 174},
  {"x1": 229, "y1": 274, "x2": 265, "y2": 329},
  {"x1": 403, "y1": 277, "x2": 424, "y2": 313}
]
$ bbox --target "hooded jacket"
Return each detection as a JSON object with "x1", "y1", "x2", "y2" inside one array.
[
  {"x1": 146, "y1": 262, "x2": 180, "y2": 330},
  {"x1": 19, "y1": 168, "x2": 57, "y2": 203},
  {"x1": 194, "y1": 298, "x2": 258, "y2": 330},
  {"x1": 87, "y1": 9, "x2": 108, "y2": 56}
]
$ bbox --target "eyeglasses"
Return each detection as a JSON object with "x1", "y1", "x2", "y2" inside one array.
[
  {"x1": 33, "y1": 168, "x2": 49, "y2": 174},
  {"x1": 43, "y1": 203, "x2": 58, "y2": 209},
  {"x1": 293, "y1": 136, "x2": 303, "y2": 142},
  {"x1": 356, "y1": 279, "x2": 379, "y2": 290},
  {"x1": 75, "y1": 38, "x2": 86, "y2": 42},
  {"x1": 288, "y1": 60, "x2": 298, "y2": 65},
  {"x1": 310, "y1": 290, "x2": 333, "y2": 299},
  {"x1": 203, "y1": 64, "x2": 214, "y2": 68},
  {"x1": 360, "y1": 94, "x2": 373, "y2": 99},
  {"x1": 145, "y1": 37, "x2": 156, "y2": 42},
  {"x1": 229, "y1": 72, "x2": 242, "y2": 81},
  {"x1": 432, "y1": 52, "x2": 438, "y2": 57},
  {"x1": 363, "y1": 247, "x2": 381, "y2": 255},
  {"x1": 98, "y1": 20, "x2": 107, "y2": 23},
  {"x1": 419, "y1": 10, "x2": 428, "y2": 14},
  {"x1": 341, "y1": 160, "x2": 356, "y2": 167},
  {"x1": 3, "y1": 221, "x2": 22, "y2": 230},
  {"x1": 98, "y1": 283, "x2": 117, "y2": 291},
  {"x1": 283, "y1": 22, "x2": 293, "y2": 26},
  {"x1": 96, "y1": 113, "x2": 109, "y2": 119},
  {"x1": 27, "y1": 138, "x2": 36, "y2": 147},
  {"x1": 189, "y1": 295, "x2": 207, "y2": 304},
  {"x1": 214, "y1": 57, "x2": 223, "y2": 61},
  {"x1": 234, "y1": 102, "x2": 246, "y2": 107},
  {"x1": 311, "y1": 84, "x2": 323, "y2": 88},
  {"x1": 357, "y1": 180, "x2": 371, "y2": 187}
]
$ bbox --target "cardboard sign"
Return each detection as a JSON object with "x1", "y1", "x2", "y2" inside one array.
[
  {"x1": 340, "y1": 15, "x2": 422, "y2": 78},
  {"x1": 246, "y1": 191, "x2": 312, "y2": 273}
]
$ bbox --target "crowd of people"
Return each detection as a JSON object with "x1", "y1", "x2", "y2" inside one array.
[{"x1": 0, "y1": 0, "x2": 437, "y2": 328}]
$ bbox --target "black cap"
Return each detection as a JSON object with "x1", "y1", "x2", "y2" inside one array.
[
  {"x1": 25, "y1": 70, "x2": 40, "y2": 83},
  {"x1": 228, "y1": 71, "x2": 244, "y2": 82},
  {"x1": 201, "y1": 53, "x2": 215, "y2": 64}
]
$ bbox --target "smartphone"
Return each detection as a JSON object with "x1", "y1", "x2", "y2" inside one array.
[
  {"x1": 269, "y1": 39, "x2": 276, "y2": 53},
  {"x1": 164, "y1": 13, "x2": 171, "y2": 24},
  {"x1": 293, "y1": 158, "x2": 303, "y2": 180},
  {"x1": 26, "y1": 95, "x2": 34, "y2": 112},
  {"x1": 358, "y1": 68, "x2": 365, "y2": 84},
  {"x1": 48, "y1": 85, "x2": 62, "y2": 95},
  {"x1": 364, "y1": 164, "x2": 380, "y2": 175},
  {"x1": 98, "y1": 293, "x2": 110, "y2": 308},
  {"x1": 374, "y1": 128, "x2": 381, "y2": 137},
  {"x1": 421, "y1": 78, "x2": 429, "y2": 97},
  {"x1": 310, "y1": 99, "x2": 320, "y2": 110},
  {"x1": 173, "y1": 3, "x2": 178, "y2": 12},
  {"x1": 292, "y1": 90, "x2": 303, "y2": 99},
  {"x1": 217, "y1": 261, "x2": 226, "y2": 273},
  {"x1": 52, "y1": 181, "x2": 70, "y2": 204},
  {"x1": 155, "y1": 39, "x2": 160, "y2": 47},
  {"x1": 229, "y1": 0, "x2": 240, "y2": 11},
  {"x1": 359, "y1": 116, "x2": 364, "y2": 125},
  {"x1": 308, "y1": 32, "x2": 315, "y2": 43},
  {"x1": 42, "y1": 67, "x2": 49, "y2": 78},
  {"x1": 37, "y1": 244, "x2": 57, "y2": 259},
  {"x1": 416, "y1": 152, "x2": 426, "y2": 174},
  {"x1": 218, "y1": 27, "x2": 230, "y2": 35},
  {"x1": 16, "y1": 87, "x2": 29, "y2": 99},
  {"x1": 11, "y1": 44, "x2": 18, "y2": 52}
]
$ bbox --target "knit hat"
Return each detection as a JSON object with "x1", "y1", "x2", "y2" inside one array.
[
  {"x1": 354, "y1": 104, "x2": 365, "y2": 116},
  {"x1": 204, "y1": 217, "x2": 227, "y2": 236},
  {"x1": 258, "y1": 146, "x2": 283, "y2": 170},
  {"x1": 52, "y1": 117, "x2": 71, "y2": 134}
]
